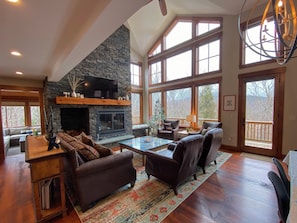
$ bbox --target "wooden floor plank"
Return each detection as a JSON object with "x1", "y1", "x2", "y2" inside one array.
[{"x1": 0, "y1": 151, "x2": 280, "y2": 223}]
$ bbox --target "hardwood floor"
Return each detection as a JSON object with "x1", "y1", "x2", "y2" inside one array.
[{"x1": 0, "y1": 151, "x2": 280, "y2": 223}]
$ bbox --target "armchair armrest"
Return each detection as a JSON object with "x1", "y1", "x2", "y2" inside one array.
[
  {"x1": 76, "y1": 151, "x2": 133, "y2": 177},
  {"x1": 145, "y1": 150, "x2": 179, "y2": 166}
]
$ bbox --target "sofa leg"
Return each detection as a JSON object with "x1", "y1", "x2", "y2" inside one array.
[
  {"x1": 131, "y1": 181, "x2": 136, "y2": 188},
  {"x1": 147, "y1": 173, "x2": 150, "y2": 180},
  {"x1": 202, "y1": 167, "x2": 206, "y2": 174},
  {"x1": 214, "y1": 160, "x2": 217, "y2": 165}
]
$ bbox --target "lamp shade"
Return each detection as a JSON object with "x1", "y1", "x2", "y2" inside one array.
[{"x1": 186, "y1": 115, "x2": 196, "y2": 122}]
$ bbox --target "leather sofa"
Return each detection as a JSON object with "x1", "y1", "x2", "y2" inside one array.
[
  {"x1": 145, "y1": 134, "x2": 204, "y2": 195},
  {"x1": 57, "y1": 132, "x2": 136, "y2": 212}
]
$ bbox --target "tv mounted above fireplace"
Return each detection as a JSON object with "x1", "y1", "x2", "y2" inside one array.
[{"x1": 84, "y1": 76, "x2": 118, "y2": 99}]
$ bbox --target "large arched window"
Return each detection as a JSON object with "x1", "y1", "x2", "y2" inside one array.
[
  {"x1": 148, "y1": 17, "x2": 222, "y2": 85},
  {"x1": 148, "y1": 17, "x2": 222, "y2": 128}
]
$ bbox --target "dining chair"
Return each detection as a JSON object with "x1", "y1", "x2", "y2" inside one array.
[
  {"x1": 272, "y1": 157, "x2": 290, "y2": 196},
  {"x1": 267, "y1": 171, "x2": 290, "y2": 223}
]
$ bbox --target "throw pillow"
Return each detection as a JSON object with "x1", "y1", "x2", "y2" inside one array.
[
  {"x1": 201, "y1": 127, "x2": 211, "y2": 135},
  {"x1": 93, "y1": 144, "x2": 112, "y2": 157},
  {"x1": 74, "y1": 133, "x2": 83, "y2": 142},
  {"x1": 57, "y1": 132, "x2": 75, "y2": 143},
  {"x1": 81, "y1": 132, "x2": 95, "y2": 147},
  {"x1": 69, "y1": 140, "x2": 86, "y2": 150},
  {"x1": 77, "y1": 145, "x2": 100, "y2": 161},
  {"x1": 73, "y1": 132, "x2": 95, "y2": 146}
]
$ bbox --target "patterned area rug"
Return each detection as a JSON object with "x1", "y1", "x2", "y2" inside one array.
[{"x1": 73, "y1": 151, "x2": 232, "y2": 223}]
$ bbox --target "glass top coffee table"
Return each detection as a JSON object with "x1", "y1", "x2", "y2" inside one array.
[{"x1": 119, "y1": 136, "x2": 173, "y2": 166}]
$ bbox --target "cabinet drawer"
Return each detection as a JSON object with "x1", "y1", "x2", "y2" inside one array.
[{"x1": 30, "y1": 157, "x2": 62, "y2": 181}]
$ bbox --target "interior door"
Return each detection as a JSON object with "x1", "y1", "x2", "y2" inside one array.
[{"x1": 238, "y1": 68, "x2": 285, "y2": 157}]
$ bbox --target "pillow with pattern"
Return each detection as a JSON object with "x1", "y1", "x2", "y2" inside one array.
[
  {"x1": 93, "y1": 144, "x2": 112, "y2": 157},
  {"x1": 77, "y1": 145, "x2": 100, "y2": 161}
]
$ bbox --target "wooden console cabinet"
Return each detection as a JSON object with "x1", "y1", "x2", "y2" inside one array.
[{"x1": 25, "y1": 135, "x2": 67, "y2": 222}]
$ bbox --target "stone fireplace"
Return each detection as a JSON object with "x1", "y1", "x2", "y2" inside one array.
[{"x1": 43, "y1": 25, "x2": 132, "y2": 143}]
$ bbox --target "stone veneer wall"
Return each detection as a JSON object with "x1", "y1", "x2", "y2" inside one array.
[{"x1": 44, "y1": 25, "x2": 132, "y2": 140}]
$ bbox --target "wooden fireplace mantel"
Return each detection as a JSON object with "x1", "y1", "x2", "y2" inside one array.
[{"x1": 55, "y1": 96, "x2": 131, "y2": 106}]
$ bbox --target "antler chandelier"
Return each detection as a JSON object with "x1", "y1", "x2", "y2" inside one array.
[{"x1": 238, "y1": 0, "x2": 297, "y2": 64}]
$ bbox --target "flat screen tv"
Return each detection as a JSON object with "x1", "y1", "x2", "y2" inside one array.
[{"x1": 84, "y1": 76, "x2": 118, "y2": 99}]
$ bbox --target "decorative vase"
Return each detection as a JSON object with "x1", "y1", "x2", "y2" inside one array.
[{"x1": 71, "y1": 91, "x2": 77, "y2": 97}]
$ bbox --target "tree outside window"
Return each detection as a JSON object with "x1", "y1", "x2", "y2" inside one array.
[
  {"x1": 30, "y1": 106, "x2": 41, "y2": 126},
  {"x1": 151, "y1": 92, "x2": 162, "y2": 117},
  {"x1": 1, "y1": 106, "x2": 25, "y2": 128},
  {"x1": 166, "y1": 88, "x2": 191, "y2": 120},
  {"x1": 197, "y1": 84, "x2": 219, "y2": 126}
]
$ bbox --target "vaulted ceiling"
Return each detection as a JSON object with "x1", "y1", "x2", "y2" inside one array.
[{"x1": 0, "y1": 0, "x2": 262, "y2": 82}]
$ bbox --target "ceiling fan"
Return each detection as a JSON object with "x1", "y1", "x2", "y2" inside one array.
[{"x1": 159, "y1": 0, "x2": 167, "y2": 16}]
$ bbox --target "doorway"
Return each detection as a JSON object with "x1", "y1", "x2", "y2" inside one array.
[{"x1": 238, "y1": 68, "x2": 285, "y2": 157}]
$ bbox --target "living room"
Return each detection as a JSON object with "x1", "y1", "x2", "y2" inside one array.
[{"x1": 0, "y1": 0, "x2": 297, "y2": 222}]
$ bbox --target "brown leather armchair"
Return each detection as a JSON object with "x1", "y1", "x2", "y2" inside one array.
[
  {"x1": 198, "y1": 128, "x2": 223, "y2": 173},
  {"x1": 157, "y1": 119, "x2": 180, "y2": 141},
  {"x1": 145, "y1": 134, "x2": 203, "y2": 195},
  {"x1": 197, "y1": 121, "x2": 222, "y2": 133}
]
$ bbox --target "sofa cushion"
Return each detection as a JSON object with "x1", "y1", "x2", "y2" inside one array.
[
  {"x1": 77, "y1": 145, "x2": 100, "y2": 161},
  {"x1": 93, "y1": 144, "x2": 112, "y2": 157}
]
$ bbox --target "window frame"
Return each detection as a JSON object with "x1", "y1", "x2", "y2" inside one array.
[
  {"x1": 148, "y1": 77, "x2": 222, "y2": 129},
  {"x1": 131, "y1": 91, "x2": 143, "y2": 125},
  {"x1": 239, "y1": 16, "x2": 275, "y2": 68},
  {"x1": 148, "y1": 16, "x2": 222, "y2": 86},
  {"x1": 194, "y1": 77, "x2": 222, "y2": 128},
  {"x1": 130, "y1": 62, "x2": 142, "y2": 87}
]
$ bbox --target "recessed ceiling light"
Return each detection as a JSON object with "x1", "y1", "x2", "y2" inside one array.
[
  {"x1": 11, "y1": 51, "x2": 22, "y2": 56},
  {"x1": 7, "y1": 0, "x2": 19, "y2": 3},
  {"x1": 16, "y1": 71, "x2": 23, "y2": 75}
]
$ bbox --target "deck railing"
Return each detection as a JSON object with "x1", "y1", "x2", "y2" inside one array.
[
  {"x1": 245, "y1": 120, "x2": 273, "y2": 143},
  {"x1": 170, "y1": 118, "x2": 273, "y2": 144}
]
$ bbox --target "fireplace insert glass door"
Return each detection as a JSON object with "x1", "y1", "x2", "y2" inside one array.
[{"x1": 97, "y1": 110, "x2": 125, "y2": 137}]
